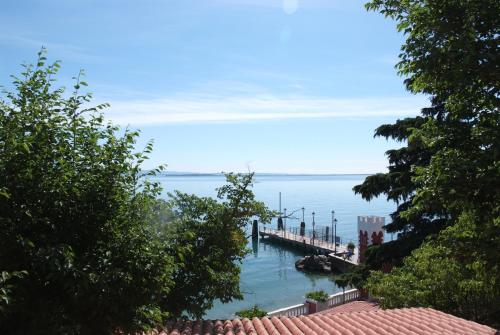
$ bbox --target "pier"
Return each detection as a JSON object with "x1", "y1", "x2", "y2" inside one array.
[{"x1": 259, "y1": 227, "x2": 359, "y2": 266}]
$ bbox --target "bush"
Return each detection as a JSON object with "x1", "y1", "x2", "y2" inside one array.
[
  {"x1": 0, "y1": 50, "x2": 273, "y2": 333},
  {"x1": 235, "y1": 306, "x2": 267, "y2": 318},
  {"x1": 305, "y1": 290, "x2": 329, "y2": 302},
  {"x1": 0, "y1": 50, "x2": 174, "y2": 334}
]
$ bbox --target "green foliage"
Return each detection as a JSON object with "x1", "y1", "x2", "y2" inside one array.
[
  {"x1": 0, "y1": 49, "x2": 174, "y2": 334},
  {"x1": 363, "y1": 0, "x2": 500, "y2": 219},
  {"x1": 305, "y1": 290, "x2": 329, "y2": 302},
  {"x1": 0, "y1": 50, "x2": 272, "y2": 333},
  {"x1": 359, "y1": 0, "x2": 500, "y2": 328},
  {"x1": 333, "y1": 265, "x2": 368, "y2": 290},
  {"x1": 153, "y1": 173, "x2": 272, "y2": 318},
  {"x1": 366, "y1": 211, "x2": 500, "y2": 328},
  {"x1": 353, "y1": 116, "x2": 446, "y2": 267},
  {"x1": 0, "y1": 271, "x2": 26, "y2": 316},
  {"x1": 235, "y1": 306, "x2": 267, "y2": 318}
]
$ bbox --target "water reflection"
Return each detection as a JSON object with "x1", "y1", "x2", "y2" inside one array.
[
  {"x1": 203, "y1": 237, "x2": 339, "y2": 320},
  {"x1": 251, "y1": 238, "x2": 259, "y2": 258},
  {"x1": 157, "y1": 174, "x2": 395, "y2": 320}
]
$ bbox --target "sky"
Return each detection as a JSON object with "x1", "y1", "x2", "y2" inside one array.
[{"x1": 0, "y1": 0, "x2": 428, "y2": 174}]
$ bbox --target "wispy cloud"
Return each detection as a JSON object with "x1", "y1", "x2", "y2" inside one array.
[
  {"x1": 211, "y1": 0, "x2": 343, "y2": 10},
  {"x1": 104, "y1": 95, "x2": 427, "y2": 125},
  {"x1": 0, "y1": 34, "x2": 103, "y2": 63}
]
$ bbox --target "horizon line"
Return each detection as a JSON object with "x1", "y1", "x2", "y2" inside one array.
[{"x1": 151, "y1": 171, "x2": 378, "y2": 176}]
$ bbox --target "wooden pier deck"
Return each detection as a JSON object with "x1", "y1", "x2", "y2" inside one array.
[{"x1": 259, "y1": 228, "x2": 359, "y2": 265}]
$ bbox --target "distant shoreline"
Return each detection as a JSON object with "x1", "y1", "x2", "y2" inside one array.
[{"x1": 152, "y1": 172, "x2": 374, "y2": 177}]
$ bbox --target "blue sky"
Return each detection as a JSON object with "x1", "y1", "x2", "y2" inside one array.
[{"x1": 0, "y1": 0, "x2": 427, "y2": 173}]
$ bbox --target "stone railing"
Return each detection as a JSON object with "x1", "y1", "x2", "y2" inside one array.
[
  {"x1": 267, "y1": 289, "x2": 360, "y2": 317},
  {"x1": 267, "y1": 303, "x2": 309, "y2": 317},
  {"x1": 327, "y1": 289, "x2": 360, "y2": 307}
]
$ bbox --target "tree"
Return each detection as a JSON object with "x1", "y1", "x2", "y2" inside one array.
[
  {"x1": 333, "y1": 264, "x2": 367, "y2": 291},
  {"x1": 353, "y1": 117, "x2": 448, "y2": 269},
  {"x1": 363, "y1": 0, "x2": 499, "y2": 220},
  {"x1": 0, "y1": 49, "x2": 174, "y2": 334},
  {"x1": 0, "y1": 271, "x2": 26, "y2": 316},
  {"x1": 153, "y1": 173, "x2": 272, "y2": 318},
  {"x1": 0, "y1": 50, "x2": 271, "y2": 334},
  {"x1": 358, "y1": 0, "x2": 500, "y2": 327},
  {"x1": 366, "y1": 212, "x2": 500, "y2": 328}
]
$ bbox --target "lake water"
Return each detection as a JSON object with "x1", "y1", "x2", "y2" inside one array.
[{"x1": 156, "y1": 174, "x2": 394, "y2": 319}]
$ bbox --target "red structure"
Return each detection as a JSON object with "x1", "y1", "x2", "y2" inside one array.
[
  {"x1": 371, "y1": 231, "x2": 383, "y2": 245},
  {"x1": 358, "y1": 216, "x2": 385, "y2": 263},
  {"x1": 358, "y1": 230, "x2": 369, "y2": 263}
]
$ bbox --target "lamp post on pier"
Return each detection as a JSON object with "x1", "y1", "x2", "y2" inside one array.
[
  {"x1": 277, "y1": 192, "x2": 283, "y2": 231},
  {"x1": 284, "y1": 208, "x2": 287, "y2": 238},
  {"x1": 312, "y1": 211, "x2": 316, "y2": 246},
  {"x1": 300, "y1": 207, "x2": 305, "y2": 238},
  {"x1": 334, "y1": 218, "x2": 338, "y2": 254},
  {"x1": 331, "y1": 210, "x2": 335, "y2": 250}
]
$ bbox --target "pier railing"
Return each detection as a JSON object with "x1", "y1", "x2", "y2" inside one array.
[
  {"x1": 260, "y1": 227, "x2": 356, "y2": 256},
  {"x1": 267, "y1": 289, "x2": 360, "y2": 317},
  {"x1": 262, "y1": 226, "x2": 348, "y2": 245}
]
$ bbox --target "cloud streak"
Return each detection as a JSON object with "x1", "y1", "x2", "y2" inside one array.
[
  {"x1": 0, "y1": 33, "x2": 103, "y2": 63},
  {"x1": 211, "y1": 0, "x2": 343, "y2": 10},
  {"x1": 104, "y1": 95, "x2": 427, "y2": 125}
]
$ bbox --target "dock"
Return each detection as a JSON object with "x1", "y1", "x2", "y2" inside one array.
[{"x1": 259, "y1": 227, "x2": 359, "y2": 266}]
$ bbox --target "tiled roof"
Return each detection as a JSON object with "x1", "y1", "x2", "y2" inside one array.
[
  {"x1": 157, "y1": 302, "x2": 497, "y2": 335},
  {"x1": 316, "y1": 300, "x2": 379, "y2": 315}
]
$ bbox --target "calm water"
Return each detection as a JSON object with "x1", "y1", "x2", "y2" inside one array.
[{"x1": 155, "y1": 174, "x2": 394, "y2": 319}]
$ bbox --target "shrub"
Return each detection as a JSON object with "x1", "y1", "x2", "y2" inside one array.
[
  {"x1": 235, "y1": 306, "x2": 267, "y2": 318},
  {"x1": 305, "y1": 290, "x2": 329, "y2": 302},
  {"x1": 0, "y1": 50, "x2": 273, "y2": 333}
]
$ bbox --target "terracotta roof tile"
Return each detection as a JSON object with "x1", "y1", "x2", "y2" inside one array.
[
  {"x1": 316, "y1": 301, "x2": 379, "y2": 315},
  {"x1": 242, "y1": 318, "x2": 257, "y2": 335},
  {"x1": 252, "y1": 316, "x2": 270, "y2": 335},
  {"x1": 290, "y1": 315, "x2": 316, "y2": 335},
  {"x1": 157, "y1": 302, "x2": 497, "y2": 335},
  {"x1": 279, "y1": 316, "x2": 304, "y2": 335},
  {"x1": 299, "y1": 315, "x2": 329, "y2": 335}
]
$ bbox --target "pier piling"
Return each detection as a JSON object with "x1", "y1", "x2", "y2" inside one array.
[{"x1": 252, "y1": 220, "x2": 259, "y2": 239}]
